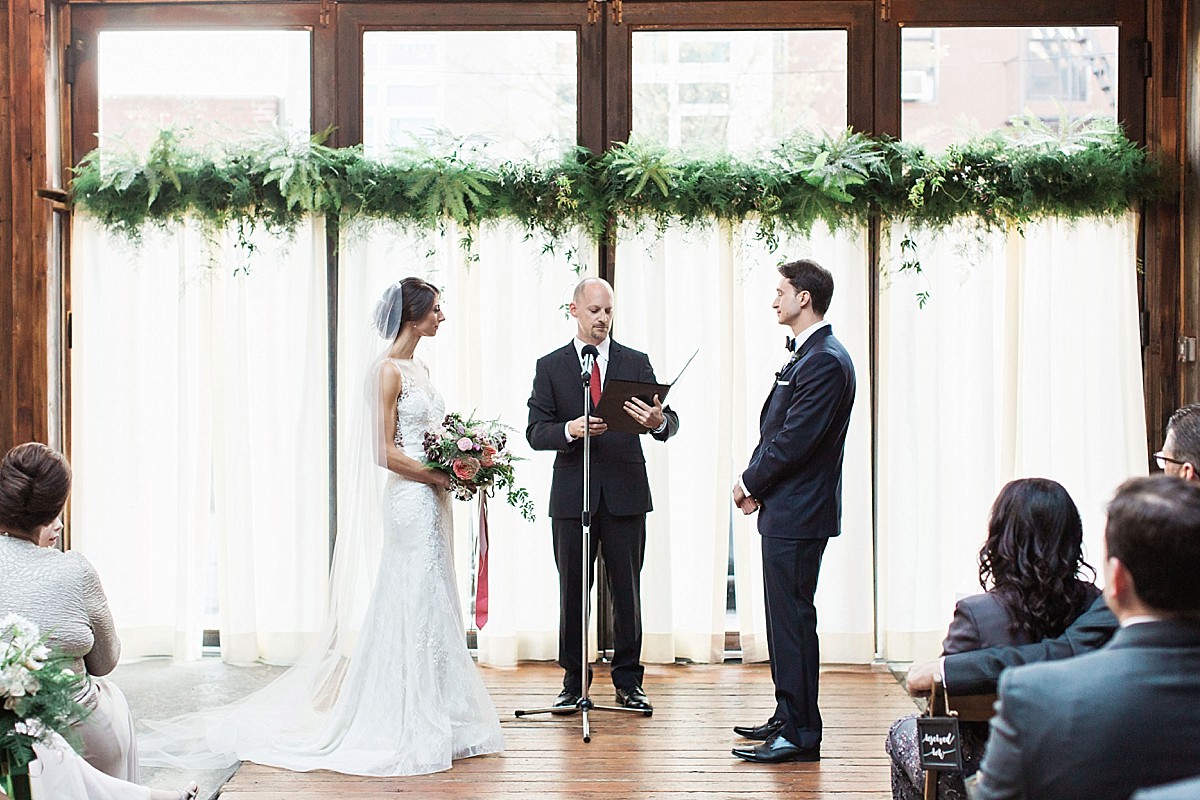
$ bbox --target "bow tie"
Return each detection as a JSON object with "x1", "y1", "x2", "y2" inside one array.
[{"x1": 785, "y1": 336, "x2": 797, "y2": 352}]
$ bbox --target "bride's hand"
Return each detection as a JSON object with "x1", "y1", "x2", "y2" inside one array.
[{"x1": 426, "y1": 468, "x2": 452, "y2": 490}]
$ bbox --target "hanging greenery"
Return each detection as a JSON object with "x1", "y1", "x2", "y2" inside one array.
[{"x1": 70, "y1": 115, "x2": 1166, "y2": 249}]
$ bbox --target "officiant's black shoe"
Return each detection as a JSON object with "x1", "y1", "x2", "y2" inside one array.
[
  {"x1": 731, "y1": 732, "x2": 820, "y2": 763},
  {"x1": 733, "y1": 718, "x2": 785, "y2": 740},
  {"x1": 551, "y1": 689, "x2": 580, "y2": 715},
  {"x1": 615, "y1": 684, "x2": 653, "y2": 713}
]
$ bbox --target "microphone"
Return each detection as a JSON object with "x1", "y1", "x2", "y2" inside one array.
[{"x1": 581, "y1": 344, "x2": 599, "y2": 384}]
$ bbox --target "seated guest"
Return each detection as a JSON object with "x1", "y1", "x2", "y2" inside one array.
[
  {"x1": 886, "y1": 478, "x2": 1099, "y2": 800},
  {"x1": 970, "y1": 475, "x2": 1200, "y2": 800},
  {"x1": 0, "y1": 443, "x2": 136, "y2": 779},
  {"x1": 907, "y1": 402, "x2": 1200, "y2": 698}
]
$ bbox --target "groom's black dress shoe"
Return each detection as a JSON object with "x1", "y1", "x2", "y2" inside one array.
[
  {"x1": 615, "y1": 684, "x2": 654, "y2": 713},
  {"x1": 551, "y1": 689, "x2": 580, "y2": 715},
  {"x1": 733, "y1": 718, "x2": 785, "y2": 740},
  {"x1": 731, "y1": 732, "x2": 820, "y2": 763}
]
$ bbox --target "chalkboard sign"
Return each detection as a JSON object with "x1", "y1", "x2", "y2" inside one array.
[{"x1": 917, "y1": 716, "x2": 964, "y2": 771}]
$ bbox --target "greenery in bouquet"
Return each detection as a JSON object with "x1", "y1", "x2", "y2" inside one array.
[
  {"x1": 1, "y1": 614, "x2": 85, "y2": 775},
  {"x1": 424, "y1": 412, "x2": 536, "y2": 521}
]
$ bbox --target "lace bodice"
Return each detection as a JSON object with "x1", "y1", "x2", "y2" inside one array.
[
  {"x1": 0, "y1": 535, "x2": 121, "y2": 681},
  {"x1": 392, "y1": 358, "x2": 445, "y2": 459}
]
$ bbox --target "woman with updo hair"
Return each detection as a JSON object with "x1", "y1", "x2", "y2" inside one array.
[
  {"x1": 0, "y1": 443, "x2": 197, "y2": 800},
  {"x1": 884, "y1": 478, "x2": 1100, "y2": 800}
]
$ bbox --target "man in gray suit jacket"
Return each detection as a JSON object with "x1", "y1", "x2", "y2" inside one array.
[{"x1": 969, "y1": 475, "x2": 1200, "y2": 800}]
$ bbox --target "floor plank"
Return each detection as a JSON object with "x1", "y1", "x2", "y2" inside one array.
[{"x1": 220, "y1": 662, "x2": 914, "y2": 799}]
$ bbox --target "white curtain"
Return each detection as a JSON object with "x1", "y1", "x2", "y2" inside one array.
[
  {"x1": 615, "y1": 222, "x2": 876, "y2": 664},
  {"x1": 70, "y1": 217, "x2": 329, "y2": 664},
  {"x1": 877, "y1": 214, "x2": 1148, "y2": 661},
  {"x1": 336, "y1": 222, "x2": 596, "y2": 667},
  {"x1": 68, "y1": 210, "x2": 1148, "y2": 671}
]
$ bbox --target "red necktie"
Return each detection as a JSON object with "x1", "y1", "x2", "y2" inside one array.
[{"x1": 590, "y1": 359, "x2": 602, "y2": 407}]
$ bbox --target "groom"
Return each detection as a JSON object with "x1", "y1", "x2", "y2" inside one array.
[
  {"x1": 527, "y1": 277, "x2": 679, "y2": 713},
  {"x1": 731, "y1": 259, "x2": 855, "y2": 763}
]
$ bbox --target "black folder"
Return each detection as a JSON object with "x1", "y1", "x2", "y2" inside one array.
[{"x1": 593, "y1": 378, "x2": 673, "y2": 434}]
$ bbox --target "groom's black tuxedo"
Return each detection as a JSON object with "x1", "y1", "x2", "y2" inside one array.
[
  {"x1": 527, "y1": 339, "x2": 679, "y2": 692},
  {"x1": 744, "y1": 324, "x2": 854, "y2": 749}
]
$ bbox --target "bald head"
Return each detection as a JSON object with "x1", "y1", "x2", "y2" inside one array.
[
  {"x1": 573, "y1": 277, "x2": 613, "y2": 303},
  {"x1": 570, "y1": 278, "x2": 614, "y2": 345}
]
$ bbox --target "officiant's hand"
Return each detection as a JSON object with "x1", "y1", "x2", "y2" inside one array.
[
  {"x1": 570, "y1": 415, "x2": 608, "y2": 439},
  {"x1": 624, "y1": 394, "x2": 664, "y2": 431}
]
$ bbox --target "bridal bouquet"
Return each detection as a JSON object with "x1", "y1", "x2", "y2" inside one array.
[
  {"x1": 424, "y1": 412, "x2": 535, "y2": 522},
  {"x1": 1, "y1": 614, "x2": 83, "y2": 795}
]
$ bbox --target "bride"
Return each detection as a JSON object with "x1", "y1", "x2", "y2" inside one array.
[{"x1": 141, "y1": 277, "x2": 503, "y2": 776}]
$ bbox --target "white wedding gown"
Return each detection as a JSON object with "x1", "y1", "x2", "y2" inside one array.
[{"x1": 141, "y1": 357, "x2": 503, "y2": 776}]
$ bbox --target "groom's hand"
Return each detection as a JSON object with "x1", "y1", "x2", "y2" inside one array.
[
  {"x1": 570, "y1": 415, "x2": 608, "y2": 439},
  {"x1": 732, "y1": 482, "x2": 759, "y2": 515},
  {"x1": 624, "y1": 394, "x2": 664, "y2": 430}
]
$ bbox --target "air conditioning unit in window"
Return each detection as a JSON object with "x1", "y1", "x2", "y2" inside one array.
[{"x1": 901, "y1": 69, "x2": 935, "y2": 103}]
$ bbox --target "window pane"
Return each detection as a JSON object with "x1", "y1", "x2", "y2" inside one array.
[
  {"x1": 620, "y1": 29, "x2": 872, "y2": 660},
  {"x1": 350, "y1": 31, "x2": 587, "y2": 642},
  {"x1": 901, "y1": 26, "x2": 1118, "y2": 149},
  {"x1": 97, "y1": 31, "x2": 311, "y2": 152},
  {"x1": 632, "y1": 30, "x2": 847, "y2": 149},
  {"x1": 82, "y1": 31, "x2": 322, "y2": 650},
  {"x1": 362, "y1": 31, "x2": 576, "y2": 159}
]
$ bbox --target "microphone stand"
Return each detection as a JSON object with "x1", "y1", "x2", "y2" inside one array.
[{"x1": 514, "y1": 348, "x2": 650, "y2": 742}]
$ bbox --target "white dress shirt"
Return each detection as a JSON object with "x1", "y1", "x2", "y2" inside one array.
[{"x1": 565, "y1": 337, "x2": 612, "y2": 442}]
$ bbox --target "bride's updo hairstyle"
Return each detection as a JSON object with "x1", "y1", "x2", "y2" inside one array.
[
  {"x1": 0, "y1": 443, "x2": 72, "y2": 534},
  {"x1": 373, "y1": 277, "x2": 439, "y2": 340}
]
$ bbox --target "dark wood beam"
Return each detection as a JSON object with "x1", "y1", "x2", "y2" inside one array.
[{"x1": 4, "y1": 0, "x2": 50, "y2": 453}]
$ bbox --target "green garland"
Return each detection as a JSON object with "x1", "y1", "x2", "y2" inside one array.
[{"x1": 70, "y1": 115, "x2": 1166, "y2": 248}]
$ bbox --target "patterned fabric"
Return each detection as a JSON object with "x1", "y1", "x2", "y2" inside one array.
[
  {"x1": 0, "y1": 534, "x2": 120, "y2": 682},
  {"x1": 886, "y1": 714, "x2": 988, "y2": 800}
]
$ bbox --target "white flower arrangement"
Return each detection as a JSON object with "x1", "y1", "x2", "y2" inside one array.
[
  {"x1": 0, "y1": 614, "x2": 53, "y2": 710},
  {"x1": 0, "y1": 613, "x2": 83, "y2": 784}
]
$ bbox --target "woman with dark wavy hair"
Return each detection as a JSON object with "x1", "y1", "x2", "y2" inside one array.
[
  {"x1": 885, "y1": 478, "x2": 1099, "y2": 800},
  {"x1": 966, "y1": 478, "x2": 1098, "y2": 647}
]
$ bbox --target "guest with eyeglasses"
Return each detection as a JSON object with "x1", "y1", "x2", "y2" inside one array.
[{"x1": 1154, "y1": 403, "x2": 1200, "y2": 479}]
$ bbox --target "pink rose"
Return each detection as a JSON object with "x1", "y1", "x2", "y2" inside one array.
[
  {"x1": 457, "y1": 437, "x2": 475, "y2": 452},
  {"x1": 453, "y1": 457, "x2": 481, "y2": 481},
  {"x1": 480, "y1": 445, "x2": 498, "y2": 468}
]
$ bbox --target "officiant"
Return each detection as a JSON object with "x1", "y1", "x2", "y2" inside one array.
[{"x1": 526, "y1": 277, "x2": 680, "y2": 713}]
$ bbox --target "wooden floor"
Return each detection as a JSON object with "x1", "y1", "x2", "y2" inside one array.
[{"x1": 220, "y1": 661, "x2": 914, "y2": 799}]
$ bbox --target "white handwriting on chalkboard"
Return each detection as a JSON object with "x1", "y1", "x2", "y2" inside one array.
[
  {"x1": 921, "y1": 730, "x2": 958, "y2": 760},
  {"x1": 922, "y1": 731, "x2": 956, "y2": 747}
]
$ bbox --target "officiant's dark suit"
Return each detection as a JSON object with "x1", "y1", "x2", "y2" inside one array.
[
  {"x1": 526, "y1": 278, "x2": 679, "y2": 709},
  {"x1": 732, "y1": 259, "x2": 855, "y2": 763}
]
